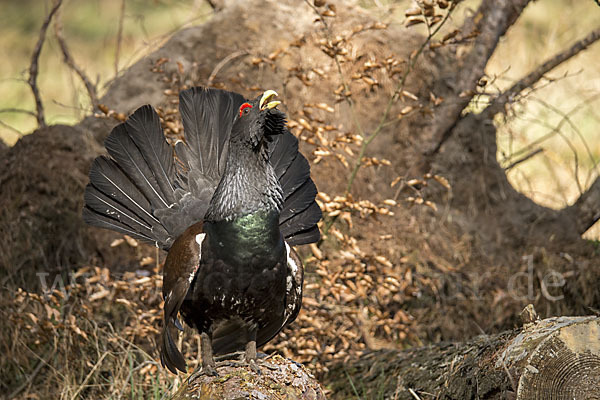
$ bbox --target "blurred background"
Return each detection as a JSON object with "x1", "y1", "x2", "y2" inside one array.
[{"x1": 1, "y1": 0, "x2": 598, "y2": 238}]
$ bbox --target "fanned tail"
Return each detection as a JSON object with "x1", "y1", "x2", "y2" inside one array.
[{"x1": 83, "y1": 105, "x2": 179, "y2": 249}]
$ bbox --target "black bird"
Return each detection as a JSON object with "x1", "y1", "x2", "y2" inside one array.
[{"x1": 83, "y1": 87, "x2": 321, "y2": 375}]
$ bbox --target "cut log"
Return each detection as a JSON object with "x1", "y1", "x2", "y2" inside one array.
[
  {"x1": 169, "y1": 355, "x2": 326, "y2": 400},
  {"x1": 327, "y1": 315, "x2": 600, "y2": 399}
]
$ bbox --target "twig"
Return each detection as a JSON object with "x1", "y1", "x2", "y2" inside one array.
[
  {"x1": 0, "y1": 119, "x2": 24, "y2": 137},
  {"x1": 28, "y1": 0, "x2": 63, "y2": 128},
  {"x1": 206, "y1": 50, "x2": 249, "y2": 86},
  {"x1": 54, "y1": 7, "x2": 99, "y2": 110},
  {"x1": 8, "y1": 347, "x2": 57, "y2": 399},
  {"x1": 530, "y1": 96, "x2": 600, "y2": 185},
  {"x1": 504, "y1": 94, "x2": 600, "y2": 162},
  {"x1": 514, "y1": 113, "x2": 584, "y2": 194},
  {"x1": 408, "y1": 388, "x2": 423, "y2": 400},
  {"x1": 115, "y1": 0, "x2": 126, "y2": 77},
  {"x1": 504, "y1": 148, "x2": 543, "y2": 171},
  {"x1": 486, "y1": 27, "x2": 600, "y2": 118},
  {"x1": 70, "y1": 351, "x2": 109, "y2": 400},
  {"x1": 0, "y1": 108, "x2": 37, "y2": 116}
]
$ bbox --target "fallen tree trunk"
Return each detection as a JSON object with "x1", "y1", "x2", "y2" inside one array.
[{"x1": 327, "y1": 314, "x2": 600, "y2": 399}]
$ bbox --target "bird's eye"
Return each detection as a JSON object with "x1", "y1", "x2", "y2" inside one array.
[{"x1": 239, "y1": 103, "x2": 252, "y2": 117}]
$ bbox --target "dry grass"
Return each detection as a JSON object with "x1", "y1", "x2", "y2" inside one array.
[{"x1": 1, "y1": 264, "x2": 174, "y2": 399}]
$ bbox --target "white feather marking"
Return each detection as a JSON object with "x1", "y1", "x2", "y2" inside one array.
[
  {"x1": 196, "y1": 233, "x2": 206, "y2": 246},
  {"x1": 285, "y1": 242, "x2": 299, "y2": 277},
  {"x1": 189, "y1": 233, "x2": 206, "y2": 283}
]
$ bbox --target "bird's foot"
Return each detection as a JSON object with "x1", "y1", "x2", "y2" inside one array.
[
  {"x1": 214, "y1": 358, "x2": 261, "y2": 374},
  {"x1": 247, "y1": 359, "x2": 261, "y2": 375},
  {"x1": 214, "y1": 351, "x2": 244, "y2": 363},
  {"x1": 187, "y1": 364, "x2": 219, "y2": 382}
]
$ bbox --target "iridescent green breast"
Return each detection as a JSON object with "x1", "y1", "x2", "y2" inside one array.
[{"x1": 203, "y1": 209, "x2": 285, "y2": 268}]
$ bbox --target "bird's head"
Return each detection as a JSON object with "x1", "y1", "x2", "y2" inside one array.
[{"x1": 230, "y1": 90, "x2": 286, "y2": 150}]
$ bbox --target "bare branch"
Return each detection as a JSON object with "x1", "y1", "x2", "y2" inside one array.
[
  {"x1": 0, "y1": 119, "x2": 25, "y2": 137},
  {"x1": 28, "y1": 0, "x2": 63, "y2": 128},
  {"x1": 428, "y1": 0, "x2": 531, "y2": 154},
  {"x1": 486, "y1": 28, "x2": 600, "y2": 118},
  {"x1": 531, "y1": 96, "x2": 600, "y2": 187},
  {"x1": 0, "y1": 108, "x2": 37, "y2": 117},
  {"x1": 503, "y1": 94, "x2": 600, "y2": 164},
  {"x1": 571, "y1": 176, "x2": 600, "y2": 235},
  {"x1": 206, "y1": 50, "x2": 249, "y2": 86},
  {"x1": 504, "y1": 148, "x2": 544, "y2": 171},
  {"x1": 54, "y1": 7, "x2": 99, "y2": 110},
  {"x1": 114, "y1": 0, "x2": 126, "y2": 77}
]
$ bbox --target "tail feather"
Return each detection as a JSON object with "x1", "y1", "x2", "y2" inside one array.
[
  {"x1": 280, "y1": 202, "x2": 322, "y2": 240},
  {"x1": 83, "y1": 185, "x2": 154, "y2": 237},
  {"x1": 280, "y1": 154, "x2": 311, "y2": 200},
  {"x1": 82, "y1": 207, "x2": 155, "y2": 244},
  {"x1": 279, "y1": 179, "x2": 317, "y2": 224},
  {"x1": 285, "y1": 225, "x2": 321, "y2": 246},
  {"x1": 105, "y1": 121, "x2": 170, "y2": 209},
  {"x1": 269, "y1": 130, "x2": 298, "y2": 179},
  {"x1": 84, "y1": 158, "x2": 171, "y2": 246},
  {"x1": 269, "y1": 129, "x2": 321, "y2": 245},
  {"x1": 87, "y1": 157, "x2": 159, "y2": 226},
  {"x1": 85, "y1": 105, "x2": 179, "y2": 249},
  {"x1": 123, "y1": 106, "x2": 177, "y2": 205},
  {"x1": 178, "y1": 87, "x2": 245, "y2": 180}
]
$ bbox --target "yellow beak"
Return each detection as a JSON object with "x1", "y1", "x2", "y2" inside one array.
[{"x1": 259, "y1": 90, "x2": 281, "y2": 110}]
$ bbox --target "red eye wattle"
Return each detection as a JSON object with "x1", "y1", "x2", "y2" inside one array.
[{"x1": 239, "y1": 103, "x2": 252, "y2": 117}]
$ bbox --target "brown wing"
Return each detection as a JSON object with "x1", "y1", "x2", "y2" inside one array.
[{"x1": 160, "y1": 222, "x2": 204, "y2": 374}]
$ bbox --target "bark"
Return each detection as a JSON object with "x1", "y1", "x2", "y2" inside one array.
[
  {"x1": 327, "y1": 315, "x2": 600, "y2": 400},
  {"x1": 571, "y1": 177, "x2": 600, "y2": 234},
  {"x1": 169, "y1": 355, "x2": 326, "y2": 400}
]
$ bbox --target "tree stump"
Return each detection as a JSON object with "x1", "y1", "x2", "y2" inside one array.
[
  {"x1": 169, "y1": 355, "x2": 326, "y2": 400},
  {"x1": 512, "y1": 317, "x2": 600, "y2": 399},
  {"x1": 327, "y1": 315, "x2": 600, "y2": 399}
]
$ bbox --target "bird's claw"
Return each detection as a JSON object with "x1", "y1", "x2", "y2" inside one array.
[
  {"x1": 187, "y1": 365, "x2": 219, "y2": 382},
  {"x1": 248, "y1": 359, "x2": 261, "y2": 375}
]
